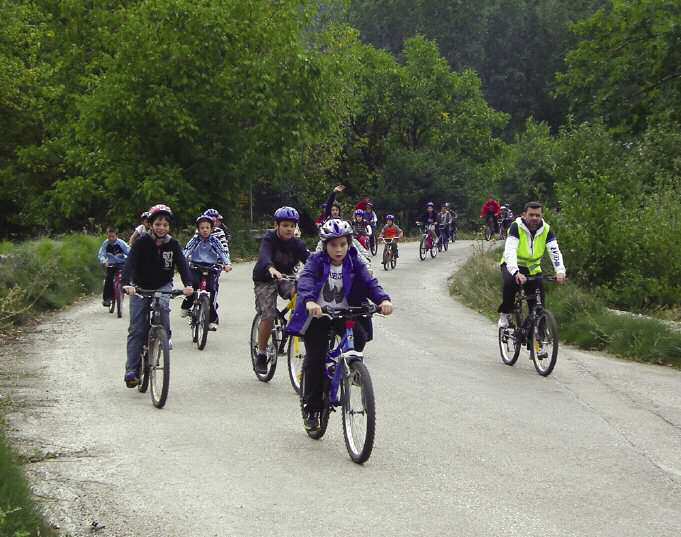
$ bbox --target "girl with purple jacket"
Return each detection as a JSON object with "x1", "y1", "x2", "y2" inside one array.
[{"x1": 286, "y1": 219, "x2": 393, "y2": 431}]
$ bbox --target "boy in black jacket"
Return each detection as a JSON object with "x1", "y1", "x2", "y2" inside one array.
[{"x1": 122, "y1": 204, "x2": 193, "y2": 387}]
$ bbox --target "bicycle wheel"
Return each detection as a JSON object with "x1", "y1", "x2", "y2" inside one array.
[
  {"x1": 287, "y1": 336, "x2": 306, "y2": 395},
  {"x1": 499, "y1": 226, "x2": 507, "y2": 241},
  {"x1": 369, "y1": 235, "x2": 377, "y2": 256},
  {"x1": 342, "y1": 359, "x2": 376, "y2": 464},
  {"x1": 149, "y1": 328, "x2": 170, "y2": 408},
  {"x1": 484, "y1": 226, "x2": 493, "y2": 241},
  {"x1": 249, "y1": 313, "x2": 278, "y2": 382},
  {"x1": 530, "y1": 311, "x2": 559, "y2": 376},
  {"x1": 430, "y1": 240, "x2": 438, "y2": 258},
  {"x1": 419, "y1": 236, "x2": 427, "y2": 260},
  {"x1": 498, "y1": 326, "x2": 521, "y2": 366},
  {"x1": 116, "y1": 287, "x2": 123, "y2": 318},
  {"x1": 382, "y1": 246, "x2": 390, "y2": 271},
  {"x1": 191, "y1": 303, "x2": 199, "y2": 343},
  {"x1": 138, "y1": 349, "x2": 150, "y2": 393},
  {"x1": 109, "y1": 296, "x2": 115, "y2": 314},
  {"x1": 390, "y1": 255, "x2": 397, "y2": 269},
  {"x1": 197, "y1": 294, "x2": 210, "y2": 350}
]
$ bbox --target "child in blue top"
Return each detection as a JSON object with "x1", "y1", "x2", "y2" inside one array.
[
  {"x1": 97, "y1": 227, "x2": 130, "y2": 307},
  {"x1": 181, "y1": 215, "x2": 232, "y2": 329}
]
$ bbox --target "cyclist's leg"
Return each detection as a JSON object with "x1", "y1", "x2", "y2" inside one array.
[
  {"x1": 525, "y1": 277, "x2": 544, "y2": 313},
  {"x1": 181, "y1": 269, "x2": 200, "y2": 311},
  {"x1": 158, "y1": 282, "x2": 173, "y2": 337},
  {"x1": 499, "y1": 265, "x2": 519, "y2": 314},
  {"x1": 103, "y1": 266, "x2": 115, "y2": 302},
  {"x1": 208, "y1": 272, "x2": 219, "y2": 323},
  {"x1": 353, "y1": 317, "x2": 371, "y2": 352},
  {"x1": 255, "y1": 281, "x2": 278, "y2": 353},
  {"x1": 126, "y1": 295, "x2": 150, "y2": 374},
  {"x1": 302, "y1": 317, "x2": 332, "y2": 410}
]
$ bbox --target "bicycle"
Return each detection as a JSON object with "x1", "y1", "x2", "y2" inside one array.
[
  {"x1": 483, "y1": 215, "x2": 497, "y2": 241},
  {"x1": 133, "y1": 287, "x2": 184, "y2": 408},
  {"x1": 107, "y1": 265, "x2": 124, "y2": 318},
  {"x1": 187, "y1": 262, "x2": 222, "y2": 351},
  {"x1": 381, "y1": 237, "x2": 397, "y2": 270},
  {"x1": 300, "y1": 304, "x2": 378, "y2": 464},
  {"x1": 249, "y1": 275, "x2": 307, "y2": 394},
  {"x1": 417, "y1": 222, "x2": 438, "y2": 260},
  {"x1": 498, "y1": 276, "x2": 559, "y2": 376}
]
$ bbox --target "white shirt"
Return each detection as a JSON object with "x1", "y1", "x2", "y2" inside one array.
[{"x1": 318, "y1": 264, "x2": 349, "y2": 310}]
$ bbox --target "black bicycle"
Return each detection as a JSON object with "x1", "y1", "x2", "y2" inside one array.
[
  {"x1": 300, "y1": 304, "x2": 378, "y2": 464},
  {"x1": 134, "y1": 287, "x2": 184, "y2": 408},
  {"x1": 369, "y1": 224, "x2": 378, "y2": 256},
  {"x1": 381, "y1": 237, "x2": 397, "y2": 270},
  {"x1": 187, "y1": 262, "x2": 221, "y2": 351},
  {"x1": 498, "y1": 276, "x2": 559, "y2": 376}
]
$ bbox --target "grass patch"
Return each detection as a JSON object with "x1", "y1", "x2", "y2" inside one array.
[
  {"x1": 0, "y1": 235, "x2": 104, "y2": 331},
  {"x1": 450, "y1": 245, "x2": 681, "y2": 367},
  {"x1": 0, "y1": 427, "x2": 57, "y2": 537}
]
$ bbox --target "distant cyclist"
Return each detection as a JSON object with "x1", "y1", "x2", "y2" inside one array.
[
  {"x1": 351, "y1": 209, "x2": 371, "y2": 250},
  {"x1": 437, "y1": 204, "x2": 451, "y2": 244},
  {"x1": 97, "y1": 227, "x2": 129, "y2": 307},
  {"x1": 499, "y1": 203, "x2": 514, "y2": 236},
  {"x1": 252, "y1": 207, "x2": 310, "y2": 375},
  {"x1": 128, "y1": 211, "x2": 150, "y2": 245},
  {"x1": 121, "y1": 204, "x2": 193, "y2": 387},
  {"x1": 480, "y1": 194, "x2": 501, "y2": 235},
  {"x1": 418, "y1": 202, "x2": 439, "y2": 243},
  {"x1": 378, "y1": 215, "x2": 403, "y2": 258},
  {"x1": 498, "y1": 201, "x2": 566, "y2": 328}
]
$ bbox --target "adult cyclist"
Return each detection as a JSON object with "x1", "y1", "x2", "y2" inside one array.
[
  {"x1": 480, "y1": 194, "x2": 501, "y2": 236},
  {"x1": 498, "y1": 201, "x2": 566, "y2": 328}
]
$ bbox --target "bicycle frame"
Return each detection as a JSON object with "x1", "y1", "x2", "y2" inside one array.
[{"x1": 325, "y1": 320, "x2": 362, "y2": 406}]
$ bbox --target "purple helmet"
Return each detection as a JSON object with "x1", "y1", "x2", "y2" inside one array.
[
  {"x1": 320, "y1": 219, "x2": 353, "y2": 241},
  {"x1": 274, "y1": 206, "x2": 299, "y2": 223},
  {"x1": 385, "y1": 214, "x2": 395, "y2": 221},
  {"x1": 354, "y1": 209, "x2": 365, "y2": 217},
  {"x1": 203, "y1": 208, "x2": 221, "y2": 219}
]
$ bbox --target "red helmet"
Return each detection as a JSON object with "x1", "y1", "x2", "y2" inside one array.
[{"x1": 148, "y1": 204, "x2": 173, "y2": 223}]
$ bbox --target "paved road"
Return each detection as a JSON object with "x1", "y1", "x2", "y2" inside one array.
[{"x1": 3, "y1": 241, "x2": 681, "y2": 536}]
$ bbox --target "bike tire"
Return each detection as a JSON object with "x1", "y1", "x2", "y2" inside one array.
[
  {"x1": 430, "y1": 242, "x2": 437, "y2": 258},
  {"x1": 287, "y1": 336, "x2": 306, "y2": 395},
  {"x1": 249, "y1": 313, "x2": 278, "y2": 382},
  {"x1": 342, "y1": 359, "x2": 376, "y2": 464},
  {"x1": 530, "y1": 310, "x2": 559, "y2": 376},
  {"x1": 116, "y1": 289, "x2": 123, "y2": 318},
  {"x1": 191, "y1": 304, "x2": 199, "y2": 343},
  {"x1": 498, "y1": 326, "x2": 520, "y2": 366},
  {"x1": 138, "y1": 349, "x2": 150, "y2": 393},
  {"x1": 370, "y1": 235, "x2": 378, "y2": 256},
  {"x1": 390, "y1": 256, "x2": 397, "y2": 269},
  {"x1": 197, "y1": 294, "x2": 210, "y2": 350},
  {"x1": 419, "y1": 236, "x2": 427, "y2": 260},
  {"x1": 109, "y1": 297, "x2": 115, "y2": 314},
  {"x1": 149, "y1": 328, "x2": 170, "y2": 408},
  {"x1": 484, "y1": 227, "x2": 493, "y2": 241},
  {"x1": 382, "y1": 247, "x2": 390, "y2": 270}
]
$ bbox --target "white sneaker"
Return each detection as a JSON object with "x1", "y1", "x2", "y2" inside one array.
[
  {"x1": 181, "y1": 309, "x2": 190, "y2": 318},
  {"x1": 168, "y1": 338, "x2": 173, "y2": 350},
  {"x1": 498, "y1": 313, "x2": 511, "y2": 328},
  {"x1": 208, "y1": 323, "x2": 218, "y2": 331}
]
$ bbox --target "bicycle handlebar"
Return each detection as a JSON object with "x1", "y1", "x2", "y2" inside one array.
[
  {"x1": 321, "y1": 304, "x2": 378, "y2": 319},
  {"x1": 189, "y1": 262, "x2": 223, "y2": 272},
  {"x1": 133, "y1": 287, "x2": 185, "y2": 298}
]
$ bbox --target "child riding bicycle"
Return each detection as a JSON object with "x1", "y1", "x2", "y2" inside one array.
[
  {"x1": 378, "y1": 215, "x2": 403, "y2": 258},
  {"x1": 121, "y1": 204, "x2": 193, "y2": 388},
  {"x1": 252, "y1": 206, "x2": 310, "y2": 375},
  {"x1": 286, "y1": 219, "x2": 393, "y2": 432},
  {"x1": 98, "y1": 227, "x2": 129, "y2": 307},
  {"x1": 181, "y1": 214, "x2": 232, "y2": 330}
]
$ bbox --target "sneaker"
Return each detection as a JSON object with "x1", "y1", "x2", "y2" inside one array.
[
  {"x1": 168, "y1": 339, "x2": 173, "y2": 350},
  {"x1": 304, "y1": 409, "x2": 320, "y2": 431},
  {"x1": 498, "y1": 313, "x2": 512, "y2": 328},
  {"x1": 254, "y1": 352, "x2": 268, "y2": 374},
  {"x1": 208, "y1": 323, "x2": 218, "y2": 331},
  {"x1": 102, "y1": 300, "x2": 111, "y2": 307},
  {"x1": 124, "y1": 370, "x2": 139, "y2": 388},
  {"x1": 180, "y1": 309, "x2": 190, "y2": 318}
]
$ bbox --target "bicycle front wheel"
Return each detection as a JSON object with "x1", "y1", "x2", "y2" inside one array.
[
  {"x1": 149, "y1": 328, "x2": 170, "y2": 408},
  {"x1": 370, "y1": 235, "x2": 378, "y2": 256},
  {"x1": 419, "y1": 236, "x2": 427, "y2": 260},
  {"x1": 484, "y1": 226, "x2": 493, "y2": 241},
  {"x1": 530, "y1": 311, "x2": 559, "y2": 376},
  {"x1": 115, "y1": 284, "x2": 123, "y2": 318},
  {"x1": 197, "y1": 294, "x2": 210, "y2": 350},
  {"x1": 342, "y1": 360, "x2": 376, "y2": 464},
  {"x1": 249, "y1": 313, "x2": 278, "y2": 382},
  {"x1": 138, "y1": 349, "x2": 150, "y2": 393},
  {"x1": 287, "y1": 336, "x2": 306, "y2": 395}
]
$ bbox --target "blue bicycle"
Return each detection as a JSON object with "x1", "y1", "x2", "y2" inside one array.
[{"x1": 300, "y1": 304, "x2": 378, "y2": 464}]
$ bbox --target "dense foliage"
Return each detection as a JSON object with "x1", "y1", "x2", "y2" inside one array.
[{"x1": 1, "y1": 0, "x2": 680, "y2": 313}]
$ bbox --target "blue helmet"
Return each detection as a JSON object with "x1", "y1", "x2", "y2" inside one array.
[
  {"x1": 203, "y1": 208, "x2": 221, "y2": 219},
  {"x1": 274, "y1": 206, "x2": 299, "y2": 223},
  {"x1": 320, "y1": 219, "x2": 353, "y2": 241},
  {"x1": 385, "y1": 214, "x2": 395, "y2": 221},
  {"x1": 354, "y1": 209, "x2": 365, "y2": 217}
]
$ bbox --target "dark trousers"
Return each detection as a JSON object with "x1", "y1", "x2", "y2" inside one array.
[
  {"x1": 302, "y1": 317, "x2": 369, "y2": 411},
  {"x1": 181, "y1": 269, "x2": 218, "y2": 322},
  {"x1": 486, "y1": 213, "x2": 498, "y2": 233},
  {"x1": 499, "y1": 264, "x2": 544, "y2": 314},
  {"x1": 103, "y1": 266, "x2": 118, "y2": 301}
]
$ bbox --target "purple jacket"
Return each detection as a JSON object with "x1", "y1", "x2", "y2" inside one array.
[{"x1": 286, "y1": 247, "x2": 390, "y2": 336}]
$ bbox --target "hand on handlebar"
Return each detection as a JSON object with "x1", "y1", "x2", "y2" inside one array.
[
  {"x1": 182, "y1": 286, "x2": 194, "y2": 296},
  {"x1": 556, "y1": 273, "x2": 566, "y2": 284},
  {"x1": 223, "y1": 265, "x2": 233, "y2": 273},
  {"x1": 268, "y1": 267, "x2": 283, "y2": 281},
  {"x1": 515, "y1": 272, "x2": 527, "y2": 285},
  {"x1": 123, "y1": 285, "x2": 136, "y2": 296},
  {"x1": 306, "y1": 301, "x2": 323, "y2": 318},
  {"x1": 379, "y1": 300, "x2": 393, "y2": 316}
]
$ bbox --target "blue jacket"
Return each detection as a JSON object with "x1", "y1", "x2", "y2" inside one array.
[
  {"x1": 286, "y1": 247, "x2": 390, "y2": 336},
  {"x1": 184, "y1": 234, "x2": 230, "y2": 265},
  {"x1": 98, "y1": 238, "x2": 129, "y2": 266}
]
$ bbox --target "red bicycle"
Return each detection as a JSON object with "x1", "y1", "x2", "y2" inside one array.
[
  {"x1": 108, "y1": 266, "x2": 124, "y2": 318},
  {"x1": 187, "y1": 262, "x2": 221, "y2": 350},
  {"x1": 417, "y1": 222, "x2": 438, "y2": 260}
]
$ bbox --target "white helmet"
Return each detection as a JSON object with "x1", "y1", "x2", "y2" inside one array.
[{"x1": 319, "y1": 218, "x2": 353, "y2": 241}]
